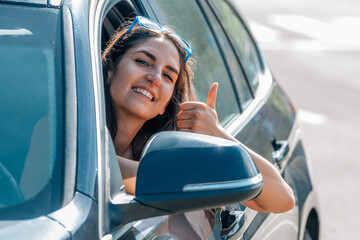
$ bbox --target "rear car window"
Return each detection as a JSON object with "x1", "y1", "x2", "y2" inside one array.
[
  {"x1": 0, "y1": 4, "x2": 63, "y2": 218},
  {"x1": 208, "y1": 0, "x2": 262, "y2": 94},
  {"x1": 200, "y1": 0, "x2": 253, "y2": 109}
]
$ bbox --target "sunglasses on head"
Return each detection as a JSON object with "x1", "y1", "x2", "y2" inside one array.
[{"x1": 125, "y1": 16, "x2": 192, "y2": 62}]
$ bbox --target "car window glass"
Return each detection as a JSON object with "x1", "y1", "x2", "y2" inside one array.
[
  {"x1": 200, "y1": 0, "x2": 252, "y2": 109},
  {"x1": 148, "y1": 0, "x2": 241, "y2": 125},
  {"x1": 0, "y1": 5, "x2": 63, "y2": 217},
  {"x1": 208, "y1": 0, "x2": 262, "y2": 94}
]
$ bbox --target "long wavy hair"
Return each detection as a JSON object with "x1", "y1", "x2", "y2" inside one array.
[{"x1": 102, "y1": 20, "x2": 196, "y2": 160}]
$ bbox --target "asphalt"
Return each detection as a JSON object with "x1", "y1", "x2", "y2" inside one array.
[{"x1": 235, "y1": 0, "x2": 360, "y2": 239}]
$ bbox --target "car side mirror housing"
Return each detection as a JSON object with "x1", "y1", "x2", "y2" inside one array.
[
  {"x1": 136, "y1": 131, "x2": 262, "y2": 210},
  {"x1": 109, "y1": 131, "x2": 262, "y2": 229}
]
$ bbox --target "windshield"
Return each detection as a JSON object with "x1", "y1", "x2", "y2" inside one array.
[{"x1": 0, "y1": 4, "x2": 63, "y2": 218}]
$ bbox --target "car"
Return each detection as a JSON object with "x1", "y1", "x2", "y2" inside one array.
[{"x1": 0, "y1": 0, "x2": 320, "y2": 239}]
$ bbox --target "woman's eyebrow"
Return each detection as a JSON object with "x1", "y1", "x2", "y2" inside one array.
[
  {"x1": 135, "y1": 50, "x2": 156, "y2": 61},
  {"x1": 166, "y1": 65, "x2": 179, "y2": 76}
]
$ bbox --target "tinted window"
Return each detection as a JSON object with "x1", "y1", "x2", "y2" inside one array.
[
  {"x1": 200, "y1": 0, "x2": 252, "y2": 109},
  {"x1": 208, "y1": 0, "x2": 262, "y2": 93},
  {"x1": 149, "y1": 0, "x2": 241, "y2": 125},
  {"x1": 0, "y1": 5, "x2": 63, "y2": 217}
]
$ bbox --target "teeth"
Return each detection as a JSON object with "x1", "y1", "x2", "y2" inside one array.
[{"x1": 133, "y1": 88, "x2": 154, "y2": 101}]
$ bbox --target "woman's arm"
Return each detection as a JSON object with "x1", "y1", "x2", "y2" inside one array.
[
  {"x1": 177, "y1": 83, "x2": 295, "y2": 213},
  {"x1": 227, "y1": 138, "x2": 295, "y2": 213},
  {"x1": 117, "y1": 155, "x2": 139, "y2": 195}
]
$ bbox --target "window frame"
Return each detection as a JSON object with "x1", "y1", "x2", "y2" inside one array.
[{"x1": 61, "y1": 4, "x2": 78, "y2": 207}]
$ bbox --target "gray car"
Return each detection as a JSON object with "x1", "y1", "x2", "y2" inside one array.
[{"x1": 0, "y1": 0, "x2": 320, "y2": 239}]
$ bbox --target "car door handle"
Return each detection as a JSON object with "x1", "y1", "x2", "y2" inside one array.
[
  {"x1": 221, "y1": 209, "x2": 245, "y2": 238},
  {"x1": 271, "y1": 139, "x2": 289, "y2": 168}
]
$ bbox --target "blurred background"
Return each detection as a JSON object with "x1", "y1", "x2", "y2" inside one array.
[{"x1": 235, "y1": 0, "x2": 360, "y2": 239}]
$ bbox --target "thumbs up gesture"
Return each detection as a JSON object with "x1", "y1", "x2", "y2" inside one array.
[
  {"x1": 177, "y1": 82, "x2": 228, "y2": 138},
  {"x1": 205, "y1": 82, "x2": 218, "y2": 110}
]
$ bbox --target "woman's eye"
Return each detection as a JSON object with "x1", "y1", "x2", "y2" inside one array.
[
  {"x1": 164, "y1": 73, "x2": 174, "y2": 82},
  {"x1": 136, "y1": 59, "x2": 149, "y2": 66}
]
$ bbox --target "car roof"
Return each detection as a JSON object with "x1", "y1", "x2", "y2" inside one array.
[{"x1": 0, "y1": 0, "x2": 62, "y2": 8}]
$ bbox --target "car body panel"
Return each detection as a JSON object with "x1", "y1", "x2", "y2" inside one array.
[
  {"x1": 49, "y1": 192, "x2": 99, "y2": 239},
  {"x1": 0, "y1": 216, "x2": 70, "y2": 239},
  {"x1": 64, "y1": 0, "x2": 98, "y2": 201}
]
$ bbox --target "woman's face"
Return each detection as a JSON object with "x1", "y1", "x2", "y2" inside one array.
[{"x1": 109, "y1": 37, "x2": 180, "y2": 122}]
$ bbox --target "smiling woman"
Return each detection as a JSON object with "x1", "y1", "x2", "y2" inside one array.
[
  {"x1": 108, "y1": 37, "x2": 183, "y2": 159},
  {"x1": 101, "y1": 15, "x2": 295, "y2": 239},
  {"x1": 101, "y1": 17, "x2": 216, "y2": 239},
  {"x1": 101, "y1": 16, "x2": 196, "y2": 161},
  {"x1": 102, "y1": 13, "x2": 294, "y2": 207}
]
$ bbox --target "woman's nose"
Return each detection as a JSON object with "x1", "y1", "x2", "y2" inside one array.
[{"x1": 145, "y1": 72, "x2": 161, "y2": 87}]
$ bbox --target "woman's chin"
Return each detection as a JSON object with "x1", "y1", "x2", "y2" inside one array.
[{"x1": 128, "y1": 108, "x2": 158, "y2": 122}]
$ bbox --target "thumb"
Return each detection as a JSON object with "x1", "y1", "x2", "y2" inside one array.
[{"x1": 206, "y1": 82, "x2": 218, "y2": 109}]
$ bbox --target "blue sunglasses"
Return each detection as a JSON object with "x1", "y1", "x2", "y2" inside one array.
[{"x1": 126, "y1": 16, "x2": 192, "y2": 62}]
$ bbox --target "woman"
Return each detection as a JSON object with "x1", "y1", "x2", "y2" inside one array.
[{"x1": 102, "y1": 16, "x2": 295, "y2": 214}]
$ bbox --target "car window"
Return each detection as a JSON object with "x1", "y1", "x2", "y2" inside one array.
[
  {"x1": 0, "y1": 5, "x2": 63, "y2": 217},
  {"x1": 199, "y1": 0, "x2": 253, "y2": 109},
  {"x1": 208, "y1": 0, "x2": 262, "y2": 94},
  {"x1": 147, "y1": 0, "x2": 241, "y2": 126}
]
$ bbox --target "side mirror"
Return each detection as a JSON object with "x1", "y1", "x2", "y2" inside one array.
[{"x1": 109, "y1": 131, "x2": 262, "y2": 228}]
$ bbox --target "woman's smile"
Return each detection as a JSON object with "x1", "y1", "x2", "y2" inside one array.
[{"x1": 132, "y1": 86, "x2": 155, "y2": 102}]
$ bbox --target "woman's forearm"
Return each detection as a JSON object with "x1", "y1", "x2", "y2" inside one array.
[{"x1": 117, "y1": 156, "x2": 139, "y2": 195}]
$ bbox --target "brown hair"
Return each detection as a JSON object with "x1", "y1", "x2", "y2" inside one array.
[{"x1": 102, "y1": 21, "x2": 196, "y2": 160}]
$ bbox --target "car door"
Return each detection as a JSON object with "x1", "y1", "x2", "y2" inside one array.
[{"x1": 142, "y1": 0, "x2": 299, "y2": 239}]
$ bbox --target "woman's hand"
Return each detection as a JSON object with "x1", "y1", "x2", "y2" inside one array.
[
  {"x1": 177, "y1": 83, "x2": 229, "y2": 139},
  {"x1": 177, "y1": 83, "x2": 295, "y2": 213}
]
